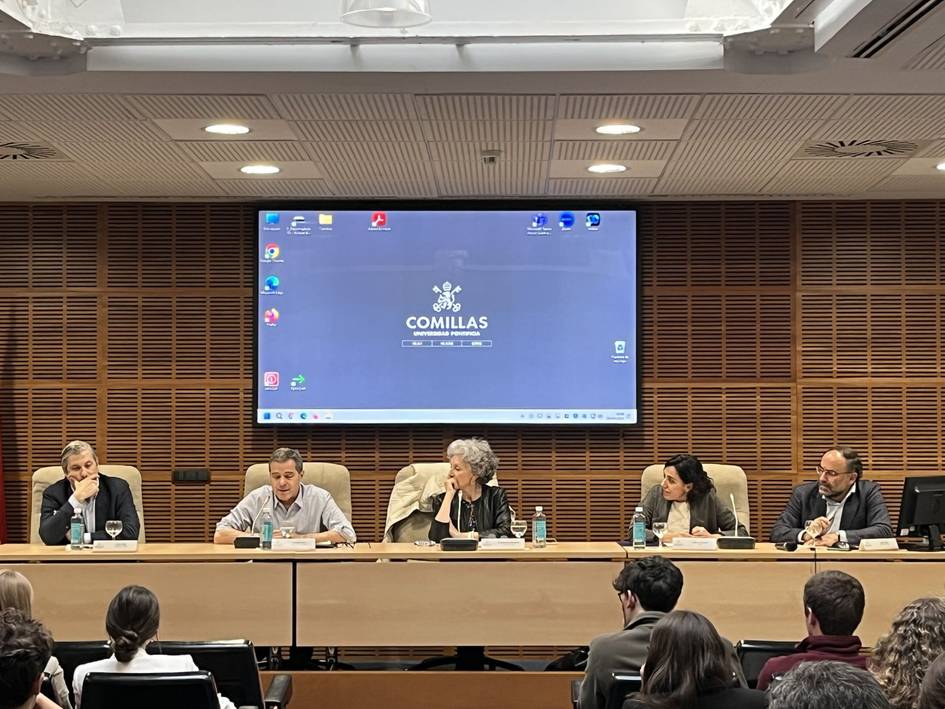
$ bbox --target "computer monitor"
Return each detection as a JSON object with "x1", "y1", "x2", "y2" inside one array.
[{"x1": 897, "y1": 475, "x2": 945, "y2": 551}]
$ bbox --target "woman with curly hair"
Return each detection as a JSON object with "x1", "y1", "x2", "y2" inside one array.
[{"x1": 870, "y1": 596, "x2": 945, "y2": 709}]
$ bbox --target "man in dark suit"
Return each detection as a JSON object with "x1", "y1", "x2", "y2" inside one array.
[
  {"x1": 39, "y1": 440, "x2": 140, "y2": 546},
  {"x1": 770, "y1": 447, "x2": 893, "y2": 547}
]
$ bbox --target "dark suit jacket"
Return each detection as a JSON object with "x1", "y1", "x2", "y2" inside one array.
[
  {"x1": 641, "y1": 486, "x2": 748, "y2": 537},
  {"x1": 769, "y1": 479, "x2": 893, "y2": 546},
  {"x1": 39, "y1": 474, "x2": 140, "y2": 545},
  {"x1": 579, "y1": 611, "x2": 747, "y2": 709}
]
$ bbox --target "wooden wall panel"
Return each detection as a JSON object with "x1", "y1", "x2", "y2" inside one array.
[{"x1": 1, "y1": 200, "x2": 942, "y2": 546}]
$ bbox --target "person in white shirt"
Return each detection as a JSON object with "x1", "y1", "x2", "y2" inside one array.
[{"x1": 72, "y1": 586, "x2": 236, "y2": 709}]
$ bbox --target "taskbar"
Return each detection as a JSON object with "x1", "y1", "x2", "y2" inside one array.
[{"x1": 257, "y1": 408, "x2": 638, "y2": 424}]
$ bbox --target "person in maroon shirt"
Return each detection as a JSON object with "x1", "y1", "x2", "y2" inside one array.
[{"x1": 757, "y1": 570, "x2": 867, "y2": 690}]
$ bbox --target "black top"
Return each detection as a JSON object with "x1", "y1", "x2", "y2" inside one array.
[
  {"x1": 428, "y1": 485, "x2": 512, "y2": 541},
  {"x1": 624, "y1": 687, "x2": 768, "y2": 709},
  {"x1": 39, "y1": 474, "x2": 141, "y2": 545}
]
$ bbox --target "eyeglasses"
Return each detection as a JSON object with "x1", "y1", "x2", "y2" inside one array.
[{"x1": 816, "y1": 465, "x2": 853, "y2": 479}]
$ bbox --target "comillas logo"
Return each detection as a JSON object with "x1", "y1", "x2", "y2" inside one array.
[{"x1": 406, "y1": 281, "x2": 488, "y2": 333}]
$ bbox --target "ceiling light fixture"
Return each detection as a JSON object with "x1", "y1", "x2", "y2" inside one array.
[
  {"x1": 595, "y1": 124, "x2": 642, "y2": 136},
  {"x1": 937, "y1": 161, "x2": 945, "y2": 172},
  {"x1": 341, "y1": 0, "x2": 432, "y2": 28},
  {"x1": 587, "y1": 163, "x2": 628, "y2": 174},
  {"x1": 240, "y1": 164, "x2": 280, "y2": 175},
  {"x1": 205, "y1": 123, "x2": 251, "y2": 135}
]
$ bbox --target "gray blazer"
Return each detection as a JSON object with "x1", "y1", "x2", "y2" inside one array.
[{"x1": 641, "y1": 485, "x2": 748, "y2": 537}]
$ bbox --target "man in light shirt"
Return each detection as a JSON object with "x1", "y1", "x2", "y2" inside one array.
[
  {"x1": 214, "y1": 447, "x2": 355, "y2": 545},
  {"x1": 39, "y1": 440, "x2": 140, "y2": 546},
  {"x1": 770, "y1": 447, "x2": 893, "y2": 547}
]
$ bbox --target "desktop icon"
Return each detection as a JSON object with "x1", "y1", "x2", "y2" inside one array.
[
  {"x1": 291, "y1": 374, "x2": 306, "y2": 389},
  {"x1": 264, "y1": 276, "x2": 280, "y2": 292},
  {"x1": 531, "y1": 213, "x2": 548, "y2": 228},
  {"x1": 585, "y1": 212, "x2": 601, "y2": 230},
  {"x1": 263, "y1": 371, "x2": 280, "y2": 388},
  {"x1": 614, "y1": 340, "x2": 626, "y2": 354},
  {"x1": 319, "y1": 213, "x2": 333, "y2": 226},
  {"x1": 264, "y1": 308, "x2": 280, "y2": 324},
  {"x1": 264, "y1": 212, "x2": 280, "y2": 225},
  {"x1": 559, "y1": 211, "x2": 575, "y2": 229},
  {"x1": 291, "y1": 215, "x2": 306, "y2": 224},
  {"x1": 371, "y1": 211, "x2": 388, "y2": 228},
  {"x1": 264, "y1": 243, "x2": 280, "y2": 259}
]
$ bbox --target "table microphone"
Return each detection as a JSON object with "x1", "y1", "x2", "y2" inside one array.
[{"x1": 717, "y1": 492, "x2": 756, "y2": 549}]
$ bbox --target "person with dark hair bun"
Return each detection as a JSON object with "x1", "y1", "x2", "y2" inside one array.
[
  {"x1": 71, "y1": 586, "x2": 236, "y2": 709},
  {"x1": 640, "y1": 454, "x2": 746, "y2": 543}
]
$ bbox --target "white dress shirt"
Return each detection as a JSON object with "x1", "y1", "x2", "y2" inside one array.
[{"x1": 73, "y1": 649, "x2": 237, "y2": 709}]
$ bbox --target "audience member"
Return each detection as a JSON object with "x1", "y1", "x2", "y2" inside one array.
[
  {"x1": 214, "y1": 447, "x2": 355, "y2": 544},
  {"x1": 72, "y1": 585, "x2": 236, "y2": 709},
  {"x1": 771, "y1": 447, "x2": 892, "y2": 546},
  {"x1": 622, "y1": 611, "x2": 765, "y2": 709},
  {"x1": 757, "y1": 569, "x2": 866, "y2": 689},
  {"x1": 640, "y1": 454, "x2": 746, "y2": 542},
  {"x1": 768, "y1": 661, "x2": 890, "y2": 709},
  {"x1": 429, "y1": 438, "x2": 511, "y2": 541},
  {"x1": 0, "y1": 571, "x2": 71, "y2": 709},
  {"x1": 580, "y1": 557, "x2": 744, "y2": 709},
  {"x1": 39, "y1": 440, "x2": 140, "y2": 546},
  {"x1": 870, "y1": 596, "x2": 945, "y2": 709},
  {"x1": 0, "y1": 608, "x2": 60, "y2": 709},
  {"x1": 917, "y1": 652, "x2": 945, "y2": 709}
]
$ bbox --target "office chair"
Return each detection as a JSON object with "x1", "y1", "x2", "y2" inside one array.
[
  {"x1": 735, "y1": 639, "x2": 797, "y2": 688},
  {"x1": 149, "y1": 639, "x2": 292, "y2": 708},
  {"x1": 605, "y1": 672, "x2": 642, "y2": 709},
  {"x1": 51, "y1": 641, "x2": 112, "y2": 703},
  {"x1": 80, "y1": 671, "x2": 220, "y2": 709}
]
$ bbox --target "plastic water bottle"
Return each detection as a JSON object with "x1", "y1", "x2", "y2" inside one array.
[
  {"x1": 632, "y1": 506, "x2": 646, "y2": 550},
  {"x1": 532, "y1": 506, "x2": 547, "y2": 548},
  {"x1": 70, "y1": 510, "x2": 84, "y2": 550},
  {"x1": 261, "y1": 509, "x2": 273, "y2": 550}
]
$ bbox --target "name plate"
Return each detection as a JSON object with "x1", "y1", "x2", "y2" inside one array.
[
  {"x1": 858, "y1": 538, "x2": 900, "y2": 551},
  {"x1": 271, "y1": 538, "x2": 318, "y2": 551},
  {"x1": 668, "y1": 537, "x2": 718, "y2": 551},
  {"x1": 92, "y1": 540, "x2": 138, "y2": 552},
  {"x1": 478, "y1": 538, "x2": 526, "y2": 550}
]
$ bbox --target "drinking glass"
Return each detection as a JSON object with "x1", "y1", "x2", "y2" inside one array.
[
  {"x1": 279, "y1": 526, "x2": 294, "y2": 539},
  {"x1": 510, "y1": 519, "x2": 528, "y2": 539},
  {"x1": 652, "y1": 522, "x2": 667, "y2": 548},
  {"x1": 105, "y1": 520, "x2": 122, "y2": 540}
]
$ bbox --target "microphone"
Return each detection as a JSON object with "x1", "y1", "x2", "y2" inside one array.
[
  {"x1": 776, "y1": 542, "x2": 798, "y2": 552},
  {"x1": 456, "y1": 489, "x2": 463, "y2": 535},
  {"x1": 730, "y1": 493, "x2": 740, "y2": 537},
  {"x1": 717, "y1": 492, "x2": 756, "y2": 550}
]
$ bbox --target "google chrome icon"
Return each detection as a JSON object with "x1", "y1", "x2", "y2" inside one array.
[{"x1": 264, "y1": 243, "x2": 280, "y2": 259}]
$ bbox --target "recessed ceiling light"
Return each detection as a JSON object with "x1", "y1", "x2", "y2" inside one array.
[
  {"x1": 240, "y1": 164, "x2": 280, "y2": 175},
  {"x1": 595, "y1": 123, "x2": 641, "y2": 136},
  {"x1": 204, "y1": 123, "x2": 251, "y2": 135},
  {"x1": 587, "y1": 163, "x2": 628, "y2": 174},
  {"x1": 937, "y1": 161, "x2": 945, "y2": 172}
]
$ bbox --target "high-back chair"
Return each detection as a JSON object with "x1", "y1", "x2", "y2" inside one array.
[
  {"x1": 385, "y1": 462, "x2": 451, "y2": 542},
  {"x1": 735, "y1": 639, "x2": 798, "y2": 688},
  {"x1": 30, "y1": 465, "x2": 146, "y2": 544},
  {"x1": 244, "y1": 462, "x2": 352, "y2": 521},
  {"x1": 80, "y1": 671, "x2": 220, "y2": 709},
  {"x1": 149, "y1": 640, "x2": 292, "y2": 709},
  {"x1": 641, "y1": 462, "x2": 750, "y2": 534}
]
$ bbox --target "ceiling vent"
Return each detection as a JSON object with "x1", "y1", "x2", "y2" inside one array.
[
  {"x1": 0, "y1": 142, "x2": 68, "y2": 160},
  {"x1": 801, "y1": 139, "x2": 918, "y2": 158}
]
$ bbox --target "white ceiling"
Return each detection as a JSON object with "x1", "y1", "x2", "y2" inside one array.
[{"x1": 0, "y1": 0, "x2": 944, "y2": 201}]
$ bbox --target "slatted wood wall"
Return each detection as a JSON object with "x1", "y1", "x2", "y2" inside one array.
[{"x1": 1, "y1": 200, "x2": 942, "y2": 543}]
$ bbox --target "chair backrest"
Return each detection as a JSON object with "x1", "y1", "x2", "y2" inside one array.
[
  {"x1": 245, "y1": 462, "x2": 352, "y2": 521},
  {"x1": 605, "y1": 672, "x2": 642, "y2": 709},
  {"x1": 387, "y1": 462, "x2": 451, "y2": 542},
  {"x1": 641, "y1": 462, "x2": 750, "y2": 534},
  {"x1": 53, "y1": 641, "x2": 112, "y2": 699},
  {"x1": 149, "y1": 640, "x2": 263, "y2": 708},
  {"x1": 31, "y1": 465, "x2": 146, "y2": 544},
  {"x1": 81, "y1": 671, "x2": 219, "y2": 709},
  {"x1": 735, "y1": 639, "x2": 797, "y2": 689}
]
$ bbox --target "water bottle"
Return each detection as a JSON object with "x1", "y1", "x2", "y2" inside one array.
[
  {"x1": 632, "y1": 506, "x2": 646, "y2": 550},
  {"x1": 532, "y1": 506, "x2": 547, "y2": 548},
  {"x1": 70, "y1": 510, "x2": 84, "y2": 550},
  {"x1": 260, "y1": 508, "x2": 273, "y2": 550}
]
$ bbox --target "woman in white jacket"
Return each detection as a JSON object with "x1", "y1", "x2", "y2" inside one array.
[{"x1": 72, "y1": 585, "x2": 236, "y2": 709}]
